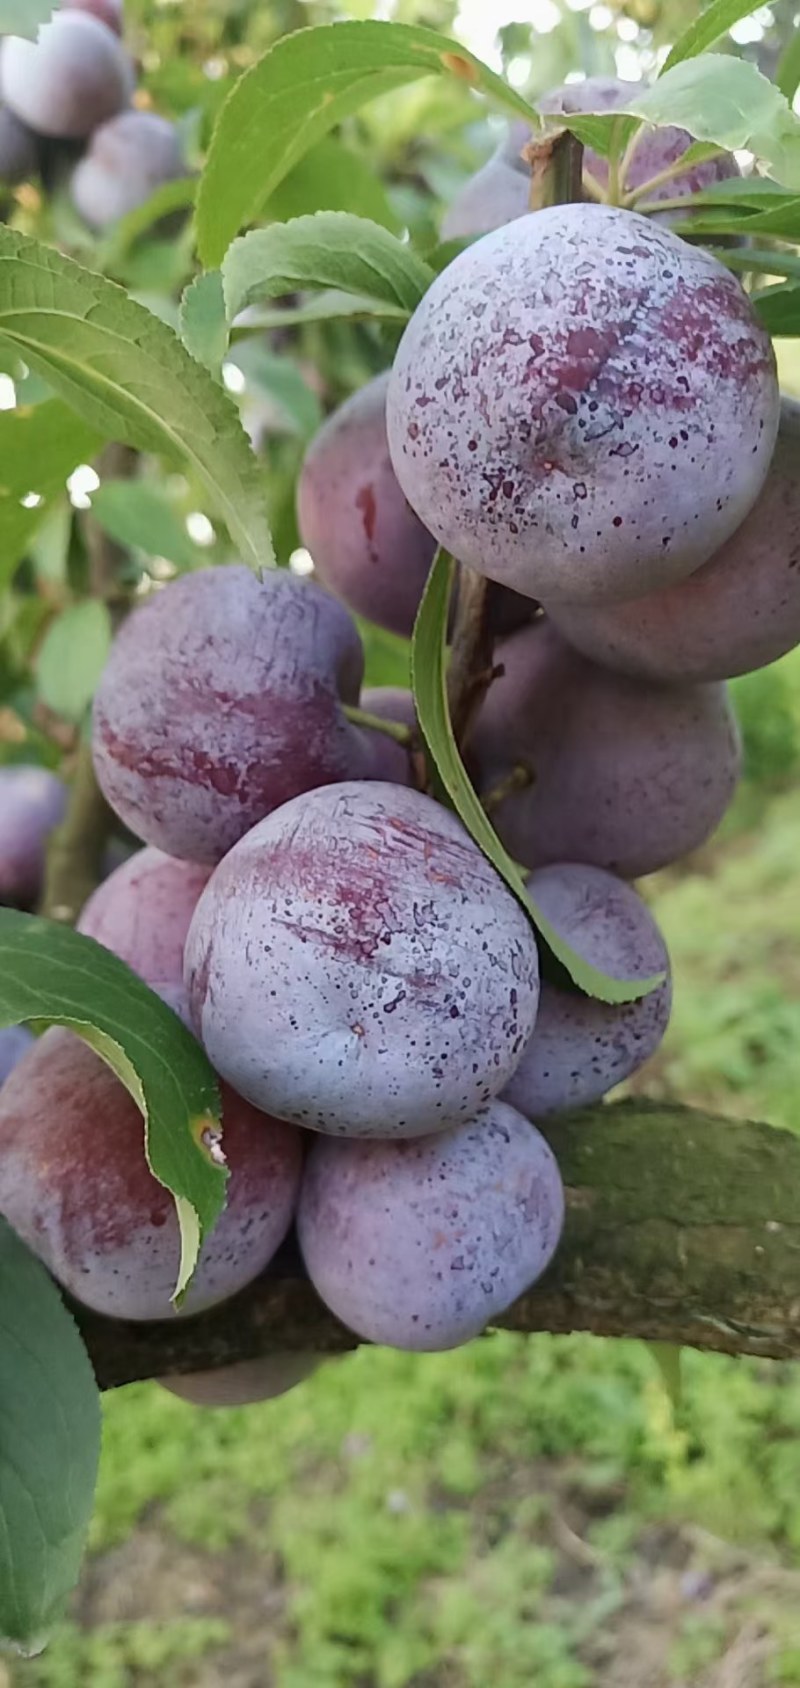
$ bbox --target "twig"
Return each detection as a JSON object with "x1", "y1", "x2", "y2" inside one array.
[
  {"x1": 40, "y1": 737, "x2": 113, "y2": 924},
  {"x1": 446, "y1": 566, "x2": 498, "y2": 747}
]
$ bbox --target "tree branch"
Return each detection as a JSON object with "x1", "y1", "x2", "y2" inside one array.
[{"x1": 77, "y1": 1101, "x2": 800, "y2": 1390}]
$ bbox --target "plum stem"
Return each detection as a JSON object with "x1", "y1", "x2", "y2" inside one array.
[
  {"x1": 343, "y1": 705, "x2": 413, "y2": 745},
  {"x1": 523, "y1": 127, "x2": 585, "y2": 211},
  {"x1": 446, "y1": 566, "x2": 499, "y2": 749},
  {"x1": 623, "y1": 145, "x2": 728, "y2": 210}
]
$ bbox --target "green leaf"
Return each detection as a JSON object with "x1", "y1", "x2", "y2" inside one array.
[
  {"x1": 222, "y1": 212, "x2": 434, "y2": 332},
  {"x1": 0, "y1": 229, "x2": 273, "y2": 572},
  {"x1": 0, "y1": 912, "x2": 226, "y2": 1302},
  {"x1": 196, "y1": 19, "x2": 535, "y2": 267},
  {"x1": 35, "y1": 600, "x2": 111, "y2": 723},
  {"x1": 90, "y1": 478, "x2": 203, "y2": 570},
  {"x1": 754, "y1": 282, "x2": 800, "y2": 335},
  {"x1": 776, "y1": 29, "x2": 800, "y2": 105},
  {"x1": 179, "y1": 269, "x2": 227, "y2": 374},
  {"x1": 266, "y1": 137, "x2": 401, "y2": 232},
  {"x1": 711, "y1": 246, "x2": 800, "y2": 282},
  {"x1": 0, "y1": 1218, "x2": 100, "y2": 1656},
  {"x1": 662, "y1": 0, "x2": 769, "y2": 73},
  {"x1": 0, "y1": 400, "x2": 101, "y2": 591},
  {"x1": 0, "y1": 0, "x2": 58, "y2": 37},
  {"x1": 411, "y1": 554, "x2": 666, "y2": 1005}
]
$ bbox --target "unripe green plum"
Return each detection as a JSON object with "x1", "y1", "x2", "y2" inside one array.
[
  {"x1": 0, "y1": 766, "x2": 66, "y2": 907},
  {"x1": 297, "y1": 372, "x2": 437, "y2": 638},
  {"x1": 185, "y1": 781, "x2": 540, "y2": 1139},
  {"x1": 93, "y1": 567, "x2": 381, "y2": 865},
  {"x1": 159, "y1": 1354, "x2": 321, "y2": 1408},
  {"x1": 503, "y1": 864, "x2": 671, "y2": 1118},
  {"x1": 71, "y1": 110, "x2": 184, "y2": 230},
  {"x1": 547, "y1": 398, "x2": 800, "y2": 683},
  {"x1": 1, "y1": 12, "x2": 134, "y2": 140},
  {"x1": 470, "y1": 621, "x2": 741, "y2": 878},
  {"x1": 388, "y1": 204, "x2": 778, "y2": 607},
  {"x1": 78, "y1": 847, "x2": 211, "y2": 988},
  {"x1": 0, "y1": 1026, "x2": 303, "y2": 1322},
  {"x1": 298, "y1": 1101, "x2": 564, "y2": 1351}
]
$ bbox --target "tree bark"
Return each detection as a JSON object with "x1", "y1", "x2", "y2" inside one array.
[{"x1": 77, "y1": 1100, "x2": 800, "y2": 1390}]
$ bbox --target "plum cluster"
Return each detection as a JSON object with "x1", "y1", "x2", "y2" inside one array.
[
  {"x1": 1, "y1": 145, "x2": 793, "y2": 1408},
  {"x1": 0, "y1": 1, "x2": 185, "y2": 228}
]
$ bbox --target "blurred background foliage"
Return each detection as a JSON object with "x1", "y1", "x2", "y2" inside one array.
[{"x1": 4, "y1": 0, "x2": 800, "y2": 1682}]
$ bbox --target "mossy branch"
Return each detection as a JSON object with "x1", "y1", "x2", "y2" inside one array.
[{"x1": 76, "y1": 1102, "x2": 800, "y2": 1390}]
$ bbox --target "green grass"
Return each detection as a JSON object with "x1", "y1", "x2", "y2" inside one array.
[{"x1": 12, "y1": 648, "x2": 800, "y2": 1687}]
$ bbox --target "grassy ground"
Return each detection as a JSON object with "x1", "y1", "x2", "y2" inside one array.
[{"x1": 9, "y1": 651, "x2": 800, "y2": 1688}]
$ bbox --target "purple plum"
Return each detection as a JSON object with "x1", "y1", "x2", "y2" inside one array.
[
  {"x1": 469, "y1": 620, "x2": 741, "y2": 878},
  {"x1": 298, "y1": 1101, "x2": 564, "y2": 1351},
  {"x1": 78, "y1": 847, "x2": 212, "y2": 988},
  {"x1": 387, "y1": 203, "x2": 778, "y2": 607},
  {"x1": 0, "y1": 766, "x2": 66, "y2": 907},
  {"x1": 0, "y1": 1025, "x2": 303, "y2": 1322},
  {"x1": 1, "y1": 12, "x2": 133, "y2": 140},
  {"x1": 297, "y1": 372, "x2": 437, "y2": 638},
  {"x1": 71, "y1": 110, "x2": 185, "y2": 230},
  {"x1": 159, "y1": 1354, "x2": 321, "y2": 1408},
  {"x1": 92, "y1": 566, "x2": 381, "y2": 865},
  {"x1": 185, "y1": 780, "x2": 540, "y2": 1139}
]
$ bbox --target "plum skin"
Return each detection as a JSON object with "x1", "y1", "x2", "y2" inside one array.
[
  {"x1": 297, "y1": 372, "x2": 436, "y2": 638},
  {"x1": 78, "y1": 847, "x2": 211, "y2": 989},
  {"x1": 388, "y1": 203, "x2": 778, "y2": 607},
  {"x1": 92, "y1": 565, "x2": 381, "y2": 865},
  {"x1": 64, "y1": 0, "x2": 124, "y2": 34},
  {"x1": 71, "y1": 111, "x2": 185, "y2": 230},
  {"x1": 0, "y1": 766, "x2": 67, "y2": 906},
  {"x1": 298, "y1": 1101, "x2": 564, "y2": 1352},
  {"x1": 548, "y1": 398, "x2": 800, "y2": 684},
  {"x1": 0, "y1": 13, "x2": 133, "y2": 140},
  {"x1": 469, "y1": 620, "x2": 741, "y2": 879},
  {"x1": 0, "y1": 1027, "x2": 303, "y2": 1322},
  {"x1": 503, "y1": 864, "x2": 672, "y2": 1119},
  {"x1": 159, "y1": 1354, "x2": 321, "y2": 1409},
  {"x1": 185, "y1": 781, "x2": 540, "y2": 1140}
]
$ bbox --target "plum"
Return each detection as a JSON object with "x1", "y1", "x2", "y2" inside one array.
[
  {"x1": 0, "y1": 1026, "x2": 34, "y2": 1088},
  {"x1": 0, "y1": 12, "x2": 134, "y2": 140},
  {"x1": 64, "y1": 0, "x2": 124, "y2": 34},
  {"x1": 0, "y1": 104, "x2": 37, "y2": 185},
  {"x1": 298, "y1": 1100, "x2": 564, "y2": 1351},
  {"x1": 0, "y1": 1025, "x2": 303, "y2": 1321},
  {"x1": 297, "y1": 372, "x2": 437, "y2": 638},
  {"x1": 548, "y1": 398, "x2": 800, "y2": 684},
  {"x1": 78, "y1": 847, "x2": 211, "y2": 988},
  {"x1": 159, "y1": 1354, "x2": 321, "y2": 1408},
  {"x1": 469, "y1": 620, "x2": 741, "y2": 879},
  {"x1": 503, "y1": 864, "x2": 671, "y2": 1119},
  {"x1": 387, "y1": 203, "x2": 778, "y2": 607},
  {"x1": 0, "y1": 766, "x2": 66, "y2": 907},
  {"x1": 71, "y1": 110, "x2": 185, "y2": 230},
  {"x1": 185, "y1": 781, "x2": 540, "y2": 1140},
  {"x1": 92, "y1": 566, "x2": 381, "y2": 865}
]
